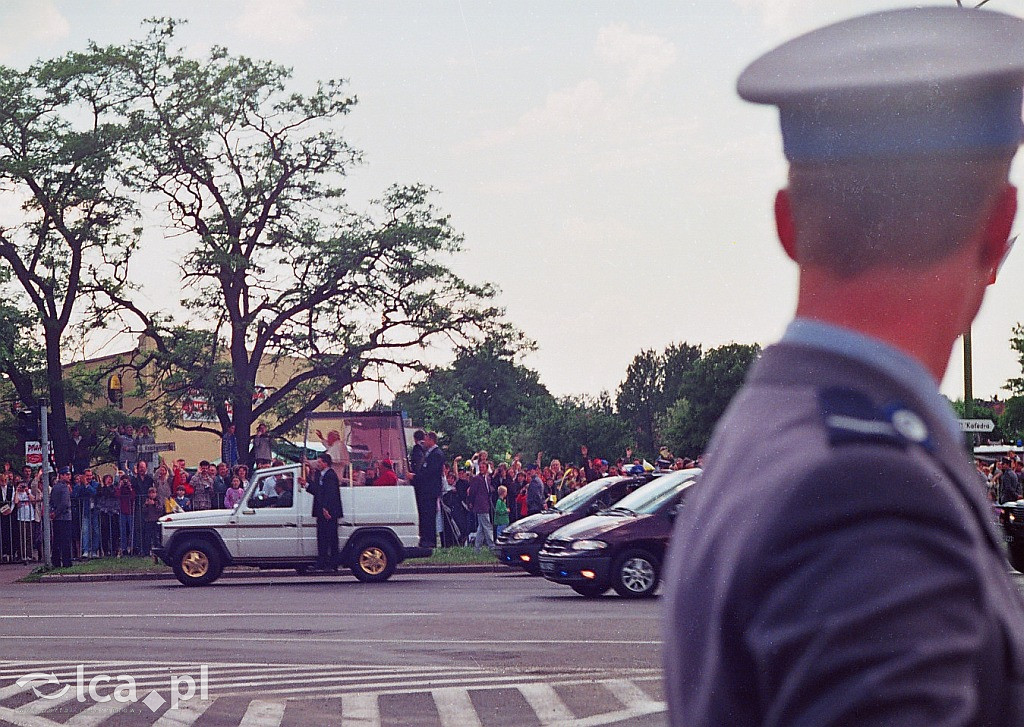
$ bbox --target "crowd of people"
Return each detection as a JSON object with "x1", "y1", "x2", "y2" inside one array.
[
  {"x1": 0, "y1": 442, "x2": 288, "y2": 565},
  {"x1": 406, "y1": 429, "x2": 700, "y2": 551},
  {"x1": 0, "y1": 418, "x2": 703, "y2": 565},
  {"x1": 982, "y1": 452, "x2": 1024, "y2": 504}
]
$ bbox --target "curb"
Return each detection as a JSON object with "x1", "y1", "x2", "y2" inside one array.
[{"x1": 34, "y1": 562, "x2": 512, "y2": 583}]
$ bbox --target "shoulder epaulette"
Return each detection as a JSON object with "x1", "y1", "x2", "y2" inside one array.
[{"x1": 818, "y1": 387, "x2": 934, "y2": 453}]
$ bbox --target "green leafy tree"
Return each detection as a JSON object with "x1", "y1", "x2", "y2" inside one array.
[
  {"x1": 616, "y1": 342, "x2": 701, "y2": 457},
  {"x1": 417, "y1": 392, "x2": 512, "y2": 461},
  {"x1": 100, "y1": 21, "x2": 499, "y2": 461},
  {"x1": 615, "y1": 349, "x2": 664, "y2": 456},
  {"x1": 394, "y1": 330, "x2": 552, "y2": 430},
  {"x1": 1000, "y1": 396, "x2": 1024, "y2": 444},
  {"x1": 659, "y1": 343, "x2": 761, "y2": 456},
  {"x1": 1009, "y1": 323, "x2": 1024, "y2": 396},
  {"x1": 0, "y1": 53, "x2": 139, "y2": 466},
  {"x1": 515, "y1": 396, "x2": 632, "y2": 466}
]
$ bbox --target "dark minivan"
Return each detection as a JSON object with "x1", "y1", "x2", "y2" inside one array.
[
  {"x1": 537, "y1": 468, "x2": 700, "y2": 598},
  {"x1": 495, "y1": 474, "x2": 652, "y2": 574}
]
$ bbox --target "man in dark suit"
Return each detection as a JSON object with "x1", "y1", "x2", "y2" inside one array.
[
  {"x1": 664, "y1": 8, "x2": 1024, "y2": 727},
  {"x1": 305, "y1": 453, "x2": 342, "y2": 571},
  {"x1": 413, "y1": 431, "x2": 443, "y2": 548},
  {"x1": 50, "y1": 467, "x2": 74, "y2": 568}
]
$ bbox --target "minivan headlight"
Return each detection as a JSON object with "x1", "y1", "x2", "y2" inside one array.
[
  {"x1": 571, "y1": 540, "x2": 608, "y2": 551},
  {"x1": 512, "y1": 532, "x2": 539, "y2": 541}
]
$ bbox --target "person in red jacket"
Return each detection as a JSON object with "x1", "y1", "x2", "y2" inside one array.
[{"x1": 372, "y1": 460, "x2": 398, "y2": 486}]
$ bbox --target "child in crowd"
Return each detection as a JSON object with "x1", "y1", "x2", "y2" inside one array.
[
  {"x1": 494, "y1": 485, "x2": 509, "y2": 539},
  {"x1": 515, "y1": 483, "x2": 528, "y2": 519},
  {"x1": 168, "y1": 485, "x2": 191, "y2": 514},
  {"x1": 224, "y1": 476, "x2": 245, "y2": 509}
]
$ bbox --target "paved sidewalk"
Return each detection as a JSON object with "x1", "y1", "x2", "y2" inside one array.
[{"x1": 0, "y1": 562, "x2": 37, "y2": 585}]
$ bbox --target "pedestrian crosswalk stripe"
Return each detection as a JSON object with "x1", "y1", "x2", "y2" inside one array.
[
  {"x1": 64, "y1": 696, "x2": 132, "y2": 727},
  {"x1": 432, "y1": 687, "x2": 484, "y2": 727},
  {"x1": 340, "y1": 692, "x2": 381, "y2": 727},
  {"x1": 517, "y1": 683, "x2": 575, "y2": 725},
  {"x1": 238, "y1": 699, "x2": 286, "y2": 727},
  {"x1": 0, "y1": 660, "x2": 667, "y2": 727},
  {"x1": 150, "y1": 699, "x2": 214, "y2": 727}
]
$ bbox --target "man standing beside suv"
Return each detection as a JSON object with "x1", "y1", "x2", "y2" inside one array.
[{"x1": 304, "y1": 453, "x2": 343, "y2": 571}]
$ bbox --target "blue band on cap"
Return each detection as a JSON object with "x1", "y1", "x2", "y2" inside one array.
[{"x1": 780, "y1": 86, "x2": 1024, "y2": 161}]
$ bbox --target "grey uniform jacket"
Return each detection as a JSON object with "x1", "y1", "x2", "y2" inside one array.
[{"x1": 663, "y1": 342, "x2": 1024, "y2": 727}]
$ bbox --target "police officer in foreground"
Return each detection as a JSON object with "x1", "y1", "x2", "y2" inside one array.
[{"x1": 664, "y1": 8, "x2": 1024, "y2": 726}]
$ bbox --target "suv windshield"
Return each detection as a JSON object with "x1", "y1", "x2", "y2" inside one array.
[
  {"x1": 554, "y1": 477, "x2": 626, "y2": 513},
  {"x1": 611, "y1": 469, "x2": 700, "y2": 515}
]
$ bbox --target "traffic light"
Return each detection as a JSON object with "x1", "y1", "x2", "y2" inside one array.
[{"x1": 16, "y1": 406, "x2": 40, "y2": 440}]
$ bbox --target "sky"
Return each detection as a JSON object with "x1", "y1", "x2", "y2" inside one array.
[{"x1": 2, "y1": 0, "x2": 1023, "y2": 406}]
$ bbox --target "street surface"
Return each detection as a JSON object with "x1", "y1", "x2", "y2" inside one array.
[{"x1": 0, "y1": 569, "x2": 666, "y2": 726}]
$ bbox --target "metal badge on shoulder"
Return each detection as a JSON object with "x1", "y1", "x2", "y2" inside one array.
[{"x1": 819, "y1": 388, "x2": 933, "y2": 452}]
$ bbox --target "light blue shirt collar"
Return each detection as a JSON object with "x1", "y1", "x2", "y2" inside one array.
[{"x1": 782, "y1": 318, "x2": 962, "y2": 442}]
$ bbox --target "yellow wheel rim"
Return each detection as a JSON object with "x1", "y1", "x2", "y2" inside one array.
[
  {"x1": 181, "y1": 550, "x2": 209, "y2": 578},
  {"x1": 359, "y1": 547, "x2": 386, "y2": 575}
]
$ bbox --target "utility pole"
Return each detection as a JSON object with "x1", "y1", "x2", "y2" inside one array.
[
  {"x1": 40, "y1": 399, "x2": 51, "y2": 568},
  {"x1": 964, "y1": 329, "x2": 973, "y2": 419}
]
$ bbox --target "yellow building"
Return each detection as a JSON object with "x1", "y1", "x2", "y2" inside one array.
[{"x1": 67, "y1": 335, "x2": 310, "y2": 468}]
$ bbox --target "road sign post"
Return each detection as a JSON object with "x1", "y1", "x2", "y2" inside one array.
[{"x1": 136, "y1": 442, "x2": 175, "y2": 455}]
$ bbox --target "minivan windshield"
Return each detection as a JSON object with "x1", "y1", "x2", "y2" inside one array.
[
  {"x1": 554, "y1": 477, "x2": 626, "y2": 513},
  {"x1": 609, "y1": 469, "x2": 700, "y2": 515}
]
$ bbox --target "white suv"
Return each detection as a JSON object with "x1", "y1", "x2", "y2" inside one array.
[{"x1": 154, "y1": 463, "x2": 430, "y2": 586}]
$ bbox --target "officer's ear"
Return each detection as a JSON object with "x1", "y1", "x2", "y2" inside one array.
[
  {"x1": 774, "y1": 189, "x2": 799, "y2": 263},
  {"x1": 984, "y1": 184, "x2": 1017, "y2": 285}
]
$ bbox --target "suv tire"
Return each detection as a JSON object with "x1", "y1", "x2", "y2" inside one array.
[
  {"x1": 350, "y1": 539, "x2": 397, "y2": 583},
  {"x1": 611, "y1": 548, "x2": 659, "y2": 598},
  {"x1": 172, "y1": 538, "x2": 223, "y2": 587}
]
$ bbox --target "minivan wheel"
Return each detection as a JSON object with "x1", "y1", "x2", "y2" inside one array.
[
  {"x1": 172, "y1": 539, "x2": 223, "y2": 587},
  {"x1": 350, "y1": 539, "x2": 397, "y2": 583},
  {"x1": 612, "y1": 549, "x2": 659, "y2": 598},
  {"x1": 571, "y1": 582, "x2": 608, "y2": 598}
]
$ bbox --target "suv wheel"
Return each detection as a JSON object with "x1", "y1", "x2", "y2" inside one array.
[
  {"x1": 350, "y1": 539, "x2": 397, "y2": 583},
  {"x1": 612, "y1": 548, "x2": 659, "y2": 598},
  {"x1": 571, "y1": 582, "x2": 608, "y2": 598},
  {"x1": 172, "y1": 539, "x2": 223, "y2": 587}
]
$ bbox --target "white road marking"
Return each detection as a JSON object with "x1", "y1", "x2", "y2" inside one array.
[
  {"x1": 209, "y1": 665, "x2": 485, "y2": 692},
  {"x1": 561, "y1": 700, "x2": 668, "y2": 727},
  {"x1": 341, "y1": 692, "x2": 381, "y2": 727},
  {"x1": 149, "y1": 699, "x2": 215, "y2": 727},
  {"x1": 517, "y1": 683, "x2": 575, "y2": 725},
  {"x1": 432, "y1": 687, "x2": 483, "y2": 727},
  {"x1": 0, "y1": 705, "x2": 57, "y2": 727},
  {"x1": 64, "y1": 697, "x2": 133, "y2": 727},
  {"x1": 0, "y1": 634, "x2": 658, "y2": 646},
  {"x1": 238, "y1": 699, "x2": 286, "y2": 727},
  {"x1": 0, "y1": 612, "x2": 442, "y2": 620},
  {"x1": 601, "y1": 678, "x2": 659, "y2": 709},
  {"x1": 19, "y1": 687, "x2": 79, "y2": 715}
]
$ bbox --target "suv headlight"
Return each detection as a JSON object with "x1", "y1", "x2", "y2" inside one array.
[
  {"x1": 571, "y1": 540, "x2": 608, "y2": 551},
  {"x1": 512, "y1": 532, "x2": 539, "y2": 541}
]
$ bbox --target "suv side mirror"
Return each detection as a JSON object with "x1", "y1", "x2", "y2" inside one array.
[{"x1": 669, "y1": 502, "x2": 684, "y2": 519}]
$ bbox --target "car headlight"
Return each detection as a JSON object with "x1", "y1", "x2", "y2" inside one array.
[
  {"x1": 512, "y1": 532, "x2": 539, "y2": 541},
  {"x1": 571, "y1": 540, "x2": 608, "y2": 551}
]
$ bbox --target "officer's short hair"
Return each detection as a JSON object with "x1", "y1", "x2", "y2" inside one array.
[
  {"x1": 788, "y1": 153, "x2": 1012, "y2": 277},
  {"x1": 319, "y1": 452, "x2": 332, "y2": 466}
]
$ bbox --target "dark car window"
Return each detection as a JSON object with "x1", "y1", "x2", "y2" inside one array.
[
  {"x1": 612, "y1": 469, "x2": 700, "y2": 515},
  {"x1": 554, "y1": 477, "x2": 627, "y2": 513}
]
